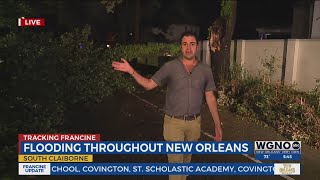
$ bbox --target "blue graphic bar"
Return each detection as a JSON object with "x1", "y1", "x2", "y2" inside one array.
[
  {"x1": 50, "y1": 163, "x2": 274, "y2": 175},
  {"x1": 20, "y1": 141, "x2": 253, "y2": 154}
]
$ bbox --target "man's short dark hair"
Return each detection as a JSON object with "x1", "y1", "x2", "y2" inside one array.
[{"x1": 179, "y1": 31, "x2": 199, "y2": 45}]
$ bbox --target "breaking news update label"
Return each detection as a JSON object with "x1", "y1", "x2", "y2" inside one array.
[
  {"x1": 18, "y1": 163, "x2": 301, "y2": 176},
  {"x1": 19, "y1": 163, "x2": 51, "y2": 175}
]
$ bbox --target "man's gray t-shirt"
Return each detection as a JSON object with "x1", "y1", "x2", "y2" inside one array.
[{"x1": 151, "y1": 58, "x2": 216, "y2": 116}]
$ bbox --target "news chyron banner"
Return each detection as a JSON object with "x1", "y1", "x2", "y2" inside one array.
[
  {"x1": 18, "y1": 134, "x2": 301, "y2": 176},
  {"x1": 18, "y1": 134, "x2": 97, "y2": 163}
]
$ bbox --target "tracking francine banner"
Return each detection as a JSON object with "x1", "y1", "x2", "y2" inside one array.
[{"x1": 17, "y1": 134, "x2": 301, "y2": 176}]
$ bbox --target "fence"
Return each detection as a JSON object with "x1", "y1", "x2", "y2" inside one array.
[{"x1": 197, "y1": 39, "x2": 320, "y2": 91}]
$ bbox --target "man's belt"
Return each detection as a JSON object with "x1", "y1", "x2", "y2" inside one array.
[{"x1": 167, "y1": 114, "x2": 200, "y2": 121}]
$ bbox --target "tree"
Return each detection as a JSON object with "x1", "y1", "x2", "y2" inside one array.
[
  {"x1": 209, "y1": 0, "x2": 237, "y2": 86},
  {"x1": 101, "y1": 0, "x2": 124, "y2": 13},
  {"x1": 0, "y1": 0, "x2": 32, "y2": 34},
  {"x1": 101, "y1": 0, "x2": 162, "y2": 43}
]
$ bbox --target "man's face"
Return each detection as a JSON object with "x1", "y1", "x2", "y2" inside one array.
[{"x1": 181, "y1": 36, "x2": 198, "y2": 60}]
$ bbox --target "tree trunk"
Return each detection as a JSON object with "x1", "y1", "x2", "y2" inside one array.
[
  {"x1": 211, "y1": 0, "x2": 237, "y2": 86},
  {"x1": 134, "y1": 0, "x2": 140, "y2": 43},
  {"x1": 222, "y1": 0, "x2": 237, "y2": 80}
]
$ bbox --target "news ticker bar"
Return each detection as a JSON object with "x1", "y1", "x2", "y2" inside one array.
[{"x1": 19, "y1": 163, "x2": 301, "y2": 176}]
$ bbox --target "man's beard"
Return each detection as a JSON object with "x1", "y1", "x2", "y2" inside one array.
[{"x1": 183, "y1": 53, "x2": 195, "y2": 60}]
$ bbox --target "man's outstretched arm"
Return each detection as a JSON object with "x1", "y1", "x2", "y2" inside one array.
[
  {"x1": 205, "y1": 90, "x2": 223, "y2": 141},
  {"x1": 112, "y1": 58, "x2": 158, "y2": 90}
]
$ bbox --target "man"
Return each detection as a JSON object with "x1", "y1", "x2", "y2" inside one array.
[{"x1": 112, "y1": 31, "x2": 223, "y2": 180}]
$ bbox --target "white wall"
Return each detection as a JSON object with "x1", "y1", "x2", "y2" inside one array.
[
  {"x1": 199, "y1": 39, "x2": 320, "y2": 91},
  {"x1": 295, "y1": 40, "x2": 320, "y2": 90},
  {"x1": 235, "y1": 39, "x2": 320, "y2": 91},
  {"x1": 242, "y1": 40, "x2": 284, "y2": 81}
]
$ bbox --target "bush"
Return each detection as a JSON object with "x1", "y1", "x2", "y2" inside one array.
[
  {"x1": 218, "y1": 59, "x2": 320, "y2": 149},
  {"x1": 54, "y1": 26, "x2": 135, "y2": 105},
  {"x1": 0, "y1": 24, "x2": 183, "y2": 177},
  {"x1": 121, "y1": 43, "x2": 180, "y2": 60},
  {"x1": 0, "y1": 25, "x2": 135, "y2": 177}
]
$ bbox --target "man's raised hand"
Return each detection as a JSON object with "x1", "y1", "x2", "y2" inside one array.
[{"x1": 112, "y1": 58, "x2": 134, "y2": 74}]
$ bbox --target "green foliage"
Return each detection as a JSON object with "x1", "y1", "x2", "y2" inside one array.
[
  {"x1": 0, "y1": 0, "x2": 32, "y2": 32},
  {"x1": 0, "y1": 23, "x2": 180, "y2": 177},
  {"x1": 220, "y1": 0, "x2": 233, "y2": 29},
  {"x1": 259, "y1": 52, "x2": 281, "y2": 82},
  {"x1": 100, "y1": 0, "x2": 124, "y2": 13},
  {"x1": 55, "y1": 26, "x2": 134, "y2": 104},
  {"x1": 120, "y1": 43, "x2": 180, "y2": 60},
  {"x1": 220, "y1": 0, "x2": 232, "y2": 18},
  {"x1": 0, "y1": 31, "x2": 64, "y2": 177},
  {"x1": 218, "y1": 55, "x2": 320, "y2": 149},
  {"x1": 0, "y1": 25, "x2": 133, "y2": 178}
]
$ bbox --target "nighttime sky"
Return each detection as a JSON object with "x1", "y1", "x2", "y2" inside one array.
[
  {"x1": 234, "y1": 0, "x2": 294, "y2": 39},
  {"x1": 173, "y1": 0, "x2": 294, "y2": 39},
  {"x1": 133, "y1": 0, "x2": 294, "y2": 40},
  {"x1": 25, "y1": 0, "x2": 295, "y2": 41}
]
